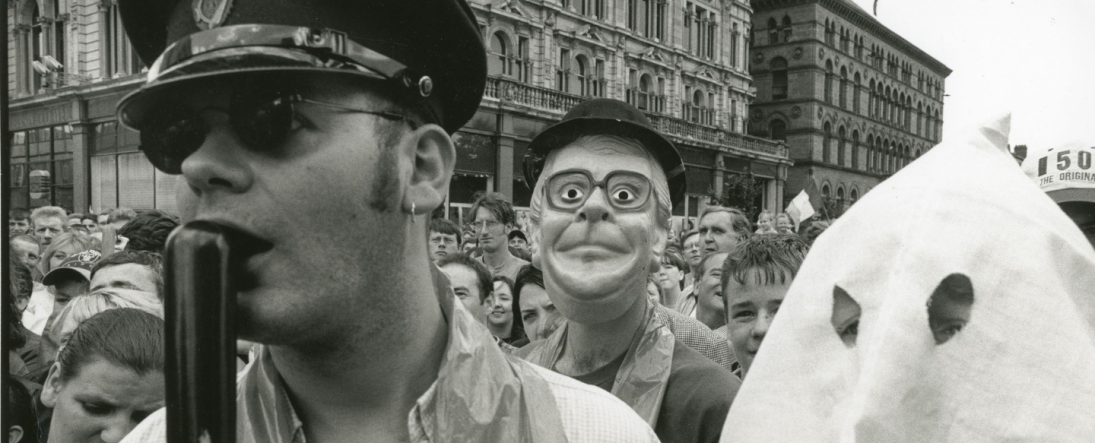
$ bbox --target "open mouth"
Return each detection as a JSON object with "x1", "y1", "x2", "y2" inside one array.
[{"x1": 218, "y1": 224, "x2": 274, "y2": 292}]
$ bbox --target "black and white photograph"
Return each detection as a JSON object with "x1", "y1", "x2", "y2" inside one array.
[{"x1": 3, "y1": 0, "x2": 1094, "y2": 442}]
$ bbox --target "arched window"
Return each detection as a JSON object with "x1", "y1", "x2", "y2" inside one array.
[
  {"x1": 853, "y1": 72, "x2": 861, "y2": 114},
  {"x1": 839, "y1": 66, "x2": 848, "y2": 109},
  {"x1": 768, "y1": 18, "x2": 779, "y2": 44},
  {"x1": 576, "y1": 56, "x2": 589, "y2": 96},
  {"x1": 689, "y1": 89, "x2": 705, "y2": 123},
  {"x1": 916, "y1": 102, "x2": 923, "y2": 136},
  {"x1": 837, "y1": 126, "x2": 846, "y2": 167},
  {"x1": 905, "y1": 96, "x2": 913, "y2": 129},
  {"x1": 866, "y1": 134, "x2": 874, "y2": 171},
  {"x1": 782, "y1": 16, "x2": 792, "y2": 41},
  {"x1": 771, "y1": 57, "x2": 788, "y2": 100},
  {"x1": 823, "y1": 122, "x2": 832, "y2": 163},
  {"x1": 934, "y1": 109, "x2": 941, "y2": 141},
  {"x1": 769, "y1": 120, "x2": 787, "y2": 142},
  {"x1": 825, "y1": 60, "x2": 834, "y2": 104},
  {"x1": 883, "y1": 85, "x2": 891, "y2": 121},
  {"x1": 850, "y1": 188, "x2": 859, "y2": 203},
  {"x1": 875, "y1": 83, "x2": 883, "y2": 118},
  {"x1": 822, "y1": 184, "x2": 831, "y2": 199},
  {"x1": 915, "y1": 148, "x2": 921, "y2": 159},
  {"x1": 851, "y1": 130, "x2": 860, "y2": 170},
  {"x1": 837, "y1": 186, "x2": 845, "y2": 203},
  {"x1": 489, "y1": 32, "x2": 511, "y2": 76},
  {"x1": 868, "y1": 78, "x2": 876, "y2": 118}
]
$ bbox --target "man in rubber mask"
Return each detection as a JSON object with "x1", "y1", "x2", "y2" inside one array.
[
  {"x1": 114, "y1": 1, "x2": 658, "y2": 441},
  {"x1": 519, "y1": 98, "x2": 741, "y2": 443}
]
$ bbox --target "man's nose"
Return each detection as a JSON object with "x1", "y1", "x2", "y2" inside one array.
[
  {"x1": 577, "y1": 187, "x2": 612, "y2": 222},
  {"x1": 100, "y1": 416, "x2": 140, "y2": 443},
  {"x1": 180, "y1": 113, "x2": 254, "y2": 197},
  {"x1": 753, "y1": 310, "x2": 773, "y2": 339}
]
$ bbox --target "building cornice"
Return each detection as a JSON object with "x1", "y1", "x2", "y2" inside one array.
[{"x1": 753, "y1": 0, "x2": 952, "y2": 76}]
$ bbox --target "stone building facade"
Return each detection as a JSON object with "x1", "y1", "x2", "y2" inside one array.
[
  {"x1": 7, "y1": 0, "x2": 790, "y2": 231},
  {"x1": 749, "y1": 0, "x2": 950, "y2": 215}
]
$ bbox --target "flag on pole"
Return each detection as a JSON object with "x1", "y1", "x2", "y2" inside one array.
[{"x1": 785, "y1": 189, "x2": 816, "y2": 227}]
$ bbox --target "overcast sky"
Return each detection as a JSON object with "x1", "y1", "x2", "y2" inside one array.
[{"x1": 845, "y1": 0, "x2": 1095, "y2": 148}]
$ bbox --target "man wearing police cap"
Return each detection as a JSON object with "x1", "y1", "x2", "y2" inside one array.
[
  {"x1": 118, "y1": 1, "x2": 657, "y2": 442},
  {"x1": 518, "y1": 98, "x2": 741, "y2": 443}
]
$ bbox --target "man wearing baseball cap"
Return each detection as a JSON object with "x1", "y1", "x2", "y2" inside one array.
[
  {"x1": 33, "y1": 250, "x2": 103, "y2": 382},
  {"x1": 518, "y1": 98, "x2": 741, "y2": 443},
  {"x1": 116, "y1": 1, "x2": 656, "y2": 442}
]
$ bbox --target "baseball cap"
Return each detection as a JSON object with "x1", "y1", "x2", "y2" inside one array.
[{"x1": 42, "y1": 250, "x2": 103, "y2": 286}]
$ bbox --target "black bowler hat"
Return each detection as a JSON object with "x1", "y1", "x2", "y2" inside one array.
[
  {"x1": 523, "y1": 99, "x2": 687, "y2": 209},
  {"x1": 115, "y1": 0, "x2": 486, "y2": 134}
]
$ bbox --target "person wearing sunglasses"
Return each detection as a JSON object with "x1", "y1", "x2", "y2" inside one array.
[
  {"x1": 113, "y1": 1, "x2": 657, "y2": 443},
  {"x1": 517, "y1": 98, "x2": 741, "y2": 443}
]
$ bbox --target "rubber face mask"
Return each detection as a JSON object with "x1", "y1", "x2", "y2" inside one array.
[{"x1": 721, "y1": 116, "x2": 1095, "y2": 443}]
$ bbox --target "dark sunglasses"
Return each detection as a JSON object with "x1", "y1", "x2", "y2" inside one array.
[{"x1": 139, "y1": 85, "x2": 411, "y2": 174}]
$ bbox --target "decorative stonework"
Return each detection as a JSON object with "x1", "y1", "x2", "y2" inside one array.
[
  {"x1": 791, "y1": 106, "x2": 802, "y2": 119},
  {"x1": 793, "y1": 47, "x2": 804, "y2": 59},
  {"x1": 752, "y1": 108, "x2": 764, "y2": 122},
  {"x1": 754, "y1": 52, "x2": 764, "y2": 63}
]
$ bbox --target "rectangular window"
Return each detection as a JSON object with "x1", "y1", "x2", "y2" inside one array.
[
  {"x1": 684, "y1": 3, "x2": 694, "y2": 53},
  {"x1": 626, "y1": 68, "x2": 638, "y2": 105},
  {"x1": 656, "y1": 77, "x2": 666, "y2": 113},
  {"x1": 556, "y1": 48, "x2": 571, "y2": 92},
  {"x1": 517, "y1": 36, "x2": 531, "y2": 83},
  {"x1": 730, "y1": 23, "x2": 739, "y2": 68},
  {"x1": 593, "y1": 58, "x2": 606, "y2": 97},
  {"x1": 9, "y1": 126, "x2": 74, "y2": 211},
  {"x1": 88, "y1": 122, "x2": 180, "y2": 212}
]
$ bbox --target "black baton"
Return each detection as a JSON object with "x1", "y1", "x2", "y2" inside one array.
[{"x1": 164, "y1": 221, "x2": 237, "y2": 443}]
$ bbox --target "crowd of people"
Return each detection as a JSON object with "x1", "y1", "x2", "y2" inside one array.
[
  {"x1": 6, "y1": 0, "x2": 1094, "y2": 442},
  {"x1": 7, "y1": 206, "x2": 175, "y2": 443}
]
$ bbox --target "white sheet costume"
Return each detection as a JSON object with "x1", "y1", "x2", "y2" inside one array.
[{"x1": 720, "y1": 117, "x2": 1095, "y2": 442}]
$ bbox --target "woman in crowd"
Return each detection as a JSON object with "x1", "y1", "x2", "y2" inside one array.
[
  {"x1": 36, "y1": 233, "x2": 98, "y2": 279},
  {"x1": 487, "y1": 276, "x2": 528, "y2": 347},
  {"x1": 39, "y1": 288, "x2": 163, "y2": 374},
  {"x1": 646, "y1": 274, "x2": 665, "y2": 306},
  {"x1": 41, "y1": 308, "x2": 165, "y2": 443},
  {"x1": 514, "y1": 265, "x2": 565, "y2": 343},
  {"x1": 775, "y1": 213, "x2": 796, "y2": 234}
]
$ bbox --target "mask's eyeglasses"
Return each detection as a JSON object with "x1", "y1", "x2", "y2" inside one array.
[
  {"x1": 545, "y1": 169, "x2": 653, "y2": 212},
  {"x1": 138, "y1": 84, "x2": 412, "y2": 174}
]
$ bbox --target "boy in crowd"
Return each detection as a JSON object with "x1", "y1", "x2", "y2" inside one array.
[
  {"x1": 9, "y1": 208, "x2": 32, "y2": 236},
  {"x1": 720, "y1": 234, "x2": 808, "y2": 378},
  {"x1": 427, "y1": 218, "x2": 461, "y2": 263}
]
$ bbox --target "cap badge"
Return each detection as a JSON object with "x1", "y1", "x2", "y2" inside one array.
[
  {"x1": 193, "y1": 0, "x2": 233, "y2": 30},
  {"x1": 418, "y1": 76, "x2": 434, "y2": 97}
]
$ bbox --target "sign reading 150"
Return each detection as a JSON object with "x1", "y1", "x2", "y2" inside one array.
[{"x1": 1038, "y1": 149, "x2": 1094, "y2": 176}]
